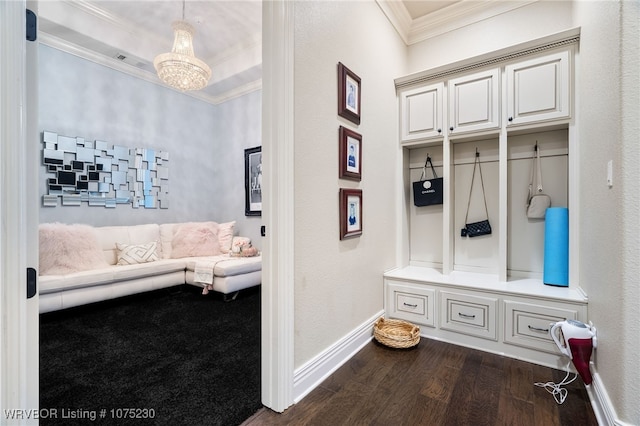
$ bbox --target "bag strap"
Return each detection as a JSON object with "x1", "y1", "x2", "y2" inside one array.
[
  {"x1": 419, "y1": 154, "x2": 438, "y2": 180},
  {"x1": 528, "y1": 144, "x2": 543, "y2": 201},
  {"x1": 464, "y1": 149, "x2": 490, "y2": 224}
]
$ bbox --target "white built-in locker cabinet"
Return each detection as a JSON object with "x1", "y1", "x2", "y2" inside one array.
[{"x1": 386, "y1": 29, "x2": 587, "y2": 370}]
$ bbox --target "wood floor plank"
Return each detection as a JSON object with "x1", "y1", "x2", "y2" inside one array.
[
  {"x1": 531, "y1": 362, "x2": 562, "y2": 426},
  {"x1": 242, "y1": 339, "x2": 598, "y2": 426},
  {"x1": 441, "y1": 352, "x2": 484, "y2": 425},
  {"x1": 320, "y1": 343, "x2": 394, "y2": 393},
  {"x1": 420, "y1": 365, "x2": 461, "y2": 402},
  {"x1": 306, "y1": 380, "x2": 374, "y2": 426},
  {"x1": 503, "y1": 356, "x2": 534, "y2": 402},
  {"x1": 552, "y1": 369, "x2": 599, "y2": 426},
  {"x1": 496, "y1": 391, "x2": 536, "y2": 426},
  {"x1": 407, "y1": 393, "x2": 450, "y2": 425}
]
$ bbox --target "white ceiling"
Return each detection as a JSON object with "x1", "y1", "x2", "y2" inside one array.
[
  {"x1": 37, "y1": 1, "x2": 505, "y2": 105},
  {"x1": 38, "y1": 0, "x2": 263, "y2": 105},
  {"x1": 402, "y1": 0, "x2": 460, "y2": 19}
]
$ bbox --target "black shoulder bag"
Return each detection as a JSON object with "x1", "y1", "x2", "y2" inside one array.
[
  {"x1": 461, "y1": 150, "x2": 492, "y2": 237},
  {"x1": 412, "y1": 155, "x2": 443, "y2": 207}
]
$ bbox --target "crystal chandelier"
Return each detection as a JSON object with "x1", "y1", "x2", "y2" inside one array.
[{"x1": 153, "y1": 1, "x2": 211, "y2": 91}]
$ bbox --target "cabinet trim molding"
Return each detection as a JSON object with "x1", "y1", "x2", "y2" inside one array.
[{"x1": 395, "y1": 28, "x2": 580, "y2": 90}]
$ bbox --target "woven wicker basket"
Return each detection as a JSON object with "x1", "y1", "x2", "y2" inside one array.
[{"x1": 373, "y1": 317, "x2": 420, "y2": 349}]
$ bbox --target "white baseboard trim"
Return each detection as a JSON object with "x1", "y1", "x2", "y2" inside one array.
[
  {"x1": 588, "y1": 368, "x2": 634, "y2": 426},
  {"x1": 292, "y1": 310, "x2": 384, "y2": 403}
]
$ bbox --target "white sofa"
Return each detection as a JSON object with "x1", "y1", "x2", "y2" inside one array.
[{"x1": 38, "y1": 221, "x2": 261, "y2": 313}]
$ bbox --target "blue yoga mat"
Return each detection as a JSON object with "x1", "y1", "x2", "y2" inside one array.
[{"x1": 544, "y1": 207, "x2": 569, "y2": 286}]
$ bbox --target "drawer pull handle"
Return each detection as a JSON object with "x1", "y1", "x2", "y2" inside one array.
[
  {"x1": 528, "y1": 325, "x2": 549, "y2": 333},
  {"x1": 458, "y1": 312, "x2": 476, "y2": 319},
  {"x1": 403, "y1": 302, "x2": 418, "y2": 308}
]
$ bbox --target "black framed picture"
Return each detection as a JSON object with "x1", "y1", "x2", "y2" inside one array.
[
  {"x1": 339, "y1": 126, "x2": 362, "y2": 181},
  {"x1": 339, "y1": 188, "x2": 362, "y2": 240},
  {"x1": 337, "y1": 62, "x2": 361, "y2": 125},
  {"x1": 244, "y1": 146, "x2": 262, "y2": 216}
]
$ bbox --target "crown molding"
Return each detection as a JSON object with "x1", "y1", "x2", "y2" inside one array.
[
  {"x1": 378, "y1": 0, "x2": 538, "y2": 46},
  {"x1": 39, "y1": 32, "x2": 260, "y2": 105},
  {"x1": 394, "y1": 27, "x2": 580, "y2": 89}
]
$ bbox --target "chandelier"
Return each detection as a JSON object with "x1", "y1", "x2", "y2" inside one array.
[{"x1": 153, "y1": 1, "x2": 211, "y2": 91}]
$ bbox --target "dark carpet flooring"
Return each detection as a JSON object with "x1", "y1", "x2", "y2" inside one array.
[{"x1": 39, "y1": 285, "x2": 262, "y2": 425}]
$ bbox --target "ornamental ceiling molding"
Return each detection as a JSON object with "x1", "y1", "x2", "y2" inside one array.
[
  {"x1": 377, "y1": 0, "x2": 538, "y2": 45},
  {"x1": 38, "y1": 0, "x2": 262, "y2": 105}
]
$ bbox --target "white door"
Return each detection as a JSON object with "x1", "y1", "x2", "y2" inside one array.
[{"x1": 0, "y1": 0, "x2": 40, "y2": 423}]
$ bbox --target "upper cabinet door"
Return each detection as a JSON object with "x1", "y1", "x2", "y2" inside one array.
[
  {"x1": 448, "y1": 68, "x2": 500, "y2": 136},
  {"x1": 400, "y1": 83, "x2": 444, "y2": 143},
  {"x1": 506, "y1": 50, "x2": 570, "y2": 127}
]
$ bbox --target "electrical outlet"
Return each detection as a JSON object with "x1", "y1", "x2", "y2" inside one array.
[{"x1": 607, "y1": 160, "x2": 613, "y2": 187}]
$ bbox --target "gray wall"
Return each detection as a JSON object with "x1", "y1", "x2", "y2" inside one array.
[{"x1": 38, "y1": 45, "x2": 261, "y2": 247}]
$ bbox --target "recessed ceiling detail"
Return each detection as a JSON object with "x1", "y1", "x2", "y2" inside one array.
[{"x1": 38, "y1": 0, "x2": 262, "y2": 105}]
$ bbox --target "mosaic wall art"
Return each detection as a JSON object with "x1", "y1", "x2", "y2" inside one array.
[{"x1": 42, "y1": 131, "x2": 169, "y2": 209}]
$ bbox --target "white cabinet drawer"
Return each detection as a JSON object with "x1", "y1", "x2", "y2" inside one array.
[
  {"x1": 504, "y1": 301, "x2": 578, "y2": 353},
  {"x1": 386, "y1": 281, "x2": 435, "y2": 327},
  {"x1": 397, "y1": 293, "x2": 425, "y2": 316},
  {"x1": 440, "y1": 291, "x2": 498, "y2": 340}
]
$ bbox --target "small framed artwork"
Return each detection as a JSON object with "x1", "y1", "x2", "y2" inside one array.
[
  {"x1": 339, "y1": 126, "x2": 362, "y2": 181},
  {"x1": 339, "y1": 188, "x2": 362, "y2": 240},
  {"x1": 337, "y1": 62, "x2": 361, "y2": 125},
  {"x1": 244, "y1": 146, "x2": 262, "y2": 216}
]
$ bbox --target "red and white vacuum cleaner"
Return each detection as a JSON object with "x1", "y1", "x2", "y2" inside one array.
[
  {"x1": 550, "y1": 319, "x2": 597, "y2": 385},
  {"x1": 535, "y1": 319, "x2": 597, "y2": 404}
]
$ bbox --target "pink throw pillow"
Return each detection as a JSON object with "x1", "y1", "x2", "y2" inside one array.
[{"x1": 171, "y1": 222, "x2": 221, "y2": 258}]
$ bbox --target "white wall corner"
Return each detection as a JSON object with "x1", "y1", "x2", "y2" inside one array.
[
  {"x1": 375, "y1": 0, "x2": 412, "y2": 45},
  {"x1": 587, "y1": 369, "x2": 635, "y2": 426},
  {"x1": 292, "y1": 310, "x2": 384, "y2": 403}
]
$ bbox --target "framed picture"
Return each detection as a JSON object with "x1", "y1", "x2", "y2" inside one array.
[
  {"x1": 244, "y1": 146, "x2": 262, "y2": 216},
  {"x1": 339, "y1": 188, "x2": 362, "y2": 240},
  {"x1": 337, "y1": 62, "x2": 361, "y2": 125},
  {"x1": 339, "y1": 126, "x2": 362, "y2": 181}
]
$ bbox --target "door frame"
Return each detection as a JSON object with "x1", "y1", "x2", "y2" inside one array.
[
  {"x1": 260, "y1": 0, "x2": 295, "y2": 413},
  {"x1": 0, "y1": 0, "x2": 40, "y2": 422}
]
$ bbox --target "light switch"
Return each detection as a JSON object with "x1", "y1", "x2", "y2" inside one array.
[{"x1": 607, "y1": 160, "x2": 613, "y2": 187}]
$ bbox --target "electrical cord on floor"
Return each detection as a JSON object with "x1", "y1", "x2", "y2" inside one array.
[{"x1": 534, "y1": 360, "x2": 578, "y2": 404}]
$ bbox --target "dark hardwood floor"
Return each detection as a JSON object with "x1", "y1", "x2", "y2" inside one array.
[{"x1": 244, "y1": 337, "x2": 598, "y2": 426}]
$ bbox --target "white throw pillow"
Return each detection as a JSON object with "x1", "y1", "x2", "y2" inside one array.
[
  {"x1": 116, "y1": 241, "x2": 159, "y2": 265},
  {"x1": 218, "y1": 221, "x2": 236, "y2": 253}
]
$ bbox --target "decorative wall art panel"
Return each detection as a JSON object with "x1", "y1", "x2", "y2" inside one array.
[{"x1": 42, "y1": 131, "x2": 169, "y2": 209}]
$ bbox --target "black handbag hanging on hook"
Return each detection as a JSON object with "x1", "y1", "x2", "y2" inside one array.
[
  {"x1": 461, "y1": 149, "x2": 492, "y2": 237},
  {"x1": 412, "y1": 154, "x2": 443, "y2": 207}
]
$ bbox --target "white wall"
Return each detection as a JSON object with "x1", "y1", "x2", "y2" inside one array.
[
  {"x1": 292, "y1": 1, "x2": 406, "y2": 367},
  {"x1": 38, "y1": 45, "x2": 261, "y2": 244},
  {"x1": 573, "y1": 1, "x2": 639, "y2": 424}
]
